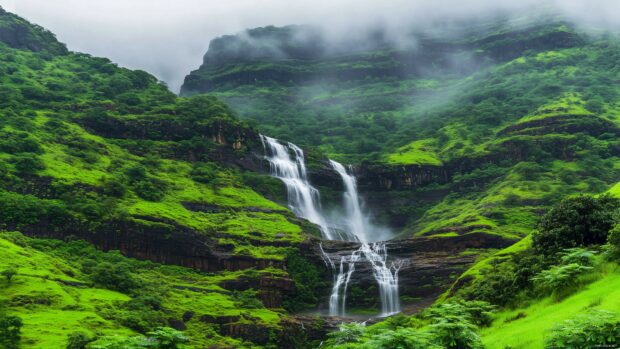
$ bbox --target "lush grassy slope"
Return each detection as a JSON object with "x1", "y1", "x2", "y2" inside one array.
[
  {"x1": 0, "y1": 6, "x2": 309, "y2": 260},
  {"x1": 0, "y1": 231, "x2": 284, "y2": 348},
  {"x1": 480, "y1": 264, "x2": 620, "y2": 348},
  {"x1": 0, "y1": 7, "x2": 329, "y2": 348}
]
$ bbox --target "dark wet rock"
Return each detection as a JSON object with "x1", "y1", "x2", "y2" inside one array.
[
  {"x1": 220, "y1": 323, "x2": 271, "y2": 345},
  {"x1": 303, "y1": 233, "x2": 516, "y2": 310}
]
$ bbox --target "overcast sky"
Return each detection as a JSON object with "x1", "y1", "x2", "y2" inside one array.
[{"x1": 1, "y1": 0, "x2": 618, "y2": 93}]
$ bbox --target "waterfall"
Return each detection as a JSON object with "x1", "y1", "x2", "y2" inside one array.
[
  {"x1": 261, "y1": 135, "x2": 336, "y2": 240},
  {"x1": 329, "y1": 160, "x2": 402, "y2": 317},
  {"x1": 261, "y1": 135, "x2": 401, "y2": 317}
]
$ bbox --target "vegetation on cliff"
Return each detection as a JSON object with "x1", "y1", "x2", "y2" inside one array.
[
  {"x1": 0, "y1": 8, "x2": 323, "y2": 348},
  {"x1": 182, "y1": 19, "x2": 620, "y2": 245}
]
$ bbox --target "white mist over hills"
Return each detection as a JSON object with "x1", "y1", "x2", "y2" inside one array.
[{"x1": 1, "y1": 0, "x2": 619, "y2": 92}]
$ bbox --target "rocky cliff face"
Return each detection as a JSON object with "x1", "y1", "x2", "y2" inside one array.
[{"x1": 309, "y1": 233, "x2": 515, "y2": 311}]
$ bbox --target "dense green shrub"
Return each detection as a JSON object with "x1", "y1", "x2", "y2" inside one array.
[
  {"x1": 231, "y1": 289, "x2": 263, "y2": 309},
  {"x1": 533, "y1": 195, "x2": 620, "y2": 255},
  {"x1": 424, "y1": 301, "x2": 495, "y2": 328},
  {"x1": 327, "y1": 323, "x2": 366, "y2": 345},
  {"x1": 132, "y1": 177, "x2": 168, "y2": 202},
  {"x1": 66, "y1": 332, "x2": 94, "y2": 349},
  {"x1": 282, "y1": 249, "x2": 327, "y2": 312},
  {"x1": 90, "y1": 262, "x2": 139, "y2": 293},
  {"x1": 545, "y1": 310, "x2": 620, "y2": 349},
  {"x1": 1, "y1": 267, "x2": 17, "y2": 282},
  {"x1": 146, "y1": 327, "x2": 190, "y2": 349},
  {"x1": 428, "y1": 319, "x2": 483, "y2": 349},
  {"x1": 0, "y1": 191, "x2": 69, "y2": 227},
  {"x1": 608, "y1": 224, "x2": 620, "y2": 260},
  {"x1": 190, "y1": 162, "x2": 218, "y2": 184},
  {"x1": 89, "y1": 327, "x2": 188, "y2": 349},
  {"x1": 11, "y1": 153, "x2": 44, "y2": 174},
  {"x1": 0, "y1": 313, "x2": 22, "y2": 349},
  {"x1": 459, "y1": 252, "x2": 545, "y2": 307},
  {"x1": 118, "y1": 295, "x2": 166, "y2": 333},
  {"x1": 364, "y1": 328, "x2": 441, "y2": 349}
]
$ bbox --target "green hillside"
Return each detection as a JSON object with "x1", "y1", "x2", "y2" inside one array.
[
  {"x1": 183, "y1": 19, "x2": 620, "y2": 244},
  {"x1": 0, "y1": 7, "x2": 328, "y2": 348}
]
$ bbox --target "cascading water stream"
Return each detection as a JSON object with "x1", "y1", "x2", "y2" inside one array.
[
  {"x1": 329, "y1": 160, "x2": 402, "y2": 317},
  {"x1": 261, "y1": 135, "x2": 402, "y2": 317},
  {"x1": 260, "y1": 135, "x2": 336, "y2": 240}
]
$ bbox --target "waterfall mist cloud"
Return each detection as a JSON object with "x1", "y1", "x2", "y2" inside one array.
[{"x1": 2, "y1": 0, "x2": 620, "y2": 92}]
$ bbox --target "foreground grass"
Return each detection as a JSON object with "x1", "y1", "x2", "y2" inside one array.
[{"x1": 481, "y1": 263, "x2": 620, "y2": 348}]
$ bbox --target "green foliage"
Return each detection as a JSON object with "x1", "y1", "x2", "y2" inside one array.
[
  {"x1": 0, "y1": 313, "x2": 22, "y2": 349},
  {"x1": 66, "y1": 332, "x2": 94, "y2": 349},
  {"x1": 424, "y1": 301, "x2": 495, "y2": 329},
  {"x1": 608, "y1": 224, "x2": 620, "y2": 260},
  {"x1": 533, "y1": 195, "x2": 620, "y2": 255},
  {"x1": 0, "y1": 190, "x2": 69, "y2": 227},
  {"x1": 531, "y1": 263, "x2": 593, "y2": 297},
  {"x1": 11, "y1": 153, "x2": 44, "y2": 174},
  {"x1": 88, "y1": 327, "x2": 188, "y2": 349},
  {"x1": 282, "y1": 249, "x2": 327, "y2": 312},
  {"x1": 90, "y1": 262, "x2": 139, "y2": 293},
  {"x1": 459, "y1": 250, "x2": 546, "y2": 307},
  {"x1": 327, "y1": 323, "x2": 366, "y2": 345},
  {"x1": 146, "y1": 327, "x2": 190, "y2": 349},
  {"x1": 427, "y1": 319, "x2": 483, "y2": 349},
  {"x1": 1, "y1": 267, "x2": 16, "y2": 282},
  {"x1": 231, "y1": 289, "x2": 263, "y2": 309},
  {"x1": 364, "y1": 328, "x2": 441, "y2": 349},
  {"x1": 545, "y1": 310, "x2": 620, "y2": 349}
]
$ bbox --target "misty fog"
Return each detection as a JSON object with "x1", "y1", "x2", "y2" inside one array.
[{"x1": 2, "y1": 0, "x2": 619, "y2": 92}]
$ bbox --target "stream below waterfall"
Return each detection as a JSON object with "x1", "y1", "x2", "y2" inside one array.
[{"x1": 261, "y1": 135, "x2": 402, "y2": 317}]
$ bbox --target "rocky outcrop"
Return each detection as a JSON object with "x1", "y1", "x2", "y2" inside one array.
[
  {"x1": 18, "y1": 216, "x2": 286, "y2": 273},
  {"x1": 220, "y1": 274, "x2": 296, "y2": 308},
  {"x1": 306, "y1": 233, "x2": 516, "y2": 310},
  {"x1": 356, "y1": 163, "x2": 451, "y2": 190},
  {"x1": 498, "y1": 114, "x2": 620, "y2": 138}
]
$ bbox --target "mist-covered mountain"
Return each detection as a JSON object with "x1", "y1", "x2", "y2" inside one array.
[
  {"x1": 182, "y1": 16, "x2": 620, "y2": 242},
  {"x1": 2, "y1": 3, "x2": 620, "y2": 349}
]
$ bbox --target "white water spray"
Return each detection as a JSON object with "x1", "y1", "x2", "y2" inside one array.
[
  {"x1": 261, "y1": 135, "x2": 402, "y2": 316},
  {"x1": 329, "y1": 160, "x2": 402, "y2": 317},
  {"x1": 261, "y1": 135, "x2": 336, "y2": 240}
]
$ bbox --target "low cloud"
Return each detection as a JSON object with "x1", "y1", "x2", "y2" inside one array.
[{"x1": 1, "y1": 0, "x2": 619, "y2": 92}]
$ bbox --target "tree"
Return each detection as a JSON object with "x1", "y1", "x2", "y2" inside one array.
[
  {"x1": 1, "y1": 267, "x2": 17, "y2": 282},
  {"x1": 532, "y1": 195, "x2": 620, "y2": 255},
  {"x1": 365, "y1": 328, "x2": 441, "y2": 349},
  {"x1": 66, "y1": 332, "x2": 94, "y2": 349},
  {"x1": 147, "y1": 327, "x2": 189, "y2": 349},
  {"x1": 327, "y1": 323, "x2": 365, "y2": 345},
  {"x1": 0, "y1": 314, "x2": 23, "y2": 349},
  {"x1": 90, "y1": 262, "x2": 138, "y2": 293}
]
